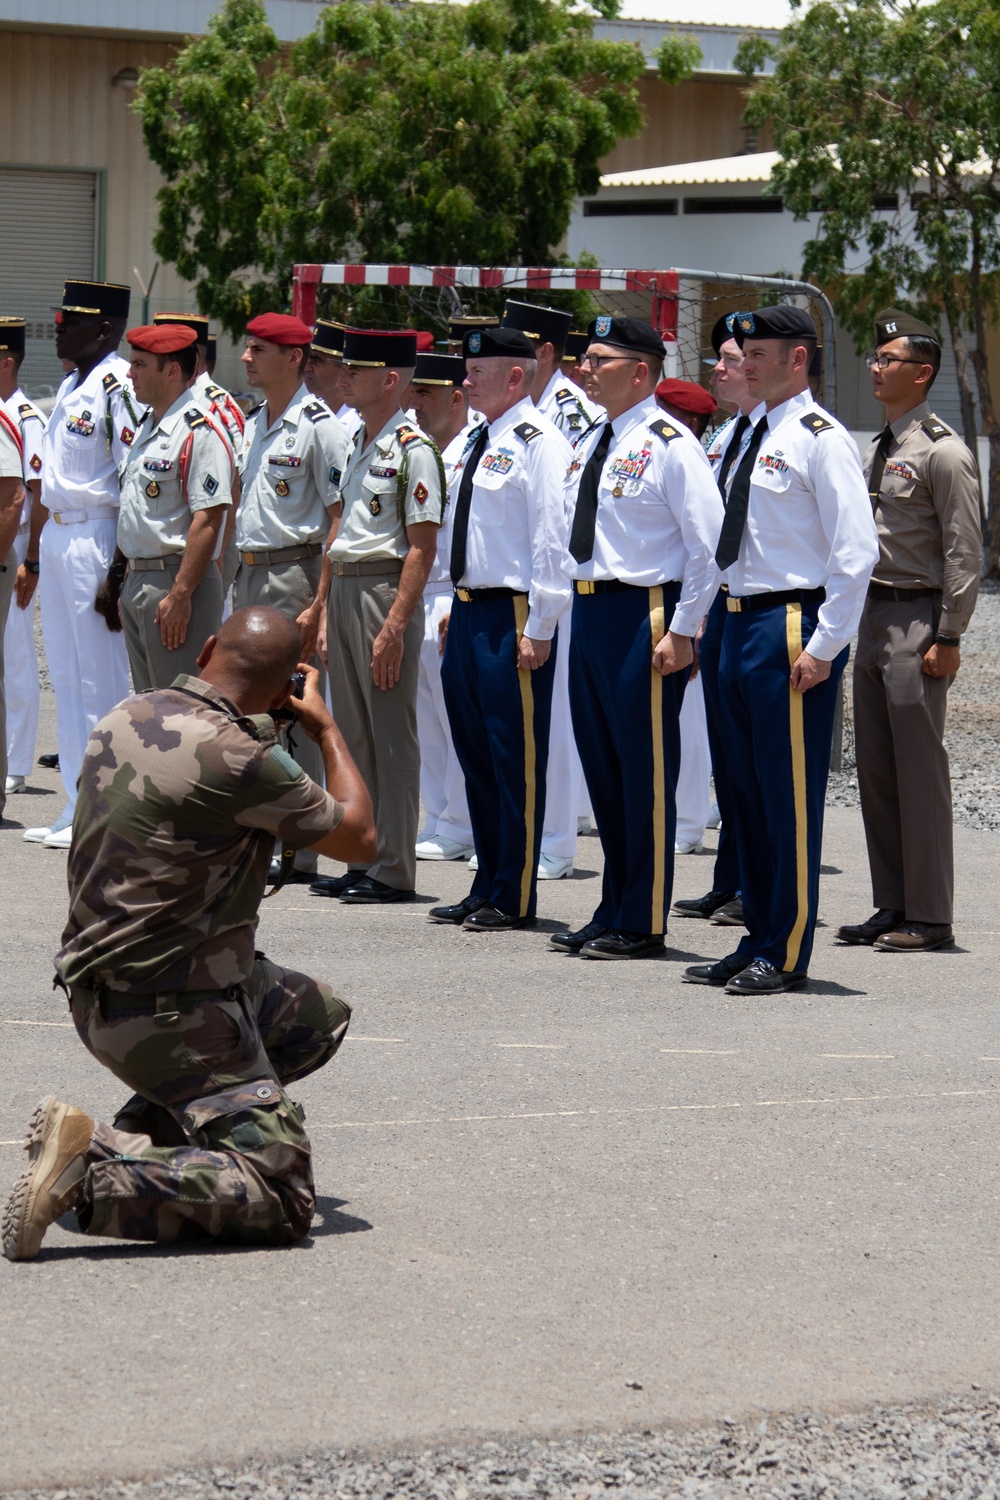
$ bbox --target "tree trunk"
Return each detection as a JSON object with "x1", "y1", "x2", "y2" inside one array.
[{"x1": 966, "y1": 232, "x2": 997, "y2": 573}]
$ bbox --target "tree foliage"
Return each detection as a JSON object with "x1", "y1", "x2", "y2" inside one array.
[
  {"x1": 738, "y1": 0, "x2": 1000, "y2": 561},
  {"x1": 136, "y1": 0, "x2": 652, "y2": 333}
]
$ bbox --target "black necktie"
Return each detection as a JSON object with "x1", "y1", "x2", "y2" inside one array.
[
  {"x1": 569, "y1": 420, "x2": 615, "y2": 564},
  {"x1": 867, "y1": 425, "x2": 894, "y2": 513},
  {"x1": 716, "y1": 412, "x2": 751, "y2": 499},
  {"x1": 449, "y1": 424, "x2": 491, "y2": 584},
  {"x1": 714, "y1": 413, "x2": 769, "y2": 570}
]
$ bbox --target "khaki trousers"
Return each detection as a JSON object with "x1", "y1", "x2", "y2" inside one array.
[
  {"x1": 326, "y1": 570, "x2": 421, "y2": 891},
  {"x1": 0, "y1": 546, "x2": 17, "y2": 817},
  {"x1": 121, "y1": 559, "x2": 224, "y2": 693},
  {"x1": 233, "y1": 555, "x2": 325, "y2": 873},
  {"x1": 853, "y1": 595, "x2": 954, "y2": 924}
]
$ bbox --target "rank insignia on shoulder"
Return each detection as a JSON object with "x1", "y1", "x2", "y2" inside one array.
[
  {"x1": 413, "y1": 480, "x2": 428, "y2": 505},
  {"x1": 121, "y1": 427, "x2": 134, "y2": 446},
  {"x1": 397, "y1": 424, "x2": 422, "y2": 447},
  {"x1": 275, "y1": 478, "x2": 290, "y2": 497},
  {"x1": 555, "y1": 388, "x2": 576, "y2": 406},
  {"x1": 649, "y1": 418, "x2": 681, "y2": 444},
  {"x1": 922, "y1": 417, "x2": 949, "y2": 440},
  {"x1": 514, "y1": 422, "x2": 542, "y2": 442},
  {"x1": 29, "y1": 453, "x2": 41, "y2": 472},
  {"x1": 146, "y1": 480, "x2": 160, "y2": 498},
  {"x1": 206, "y1": 384, "x2": 225, "y2": 400},
  {"x1": 303, "y1": 401, "x2": 329, "y2": 424},
  {"x1": 184, "y1": 409, "x2": 207, "y2": 429},
  {"x1": 18, "y1": 402, "x2": 34, "y2": 417},
  {"x1": 102, "y1": 372, "x2": 121, "y2": 394},
  {"x1": 800, "y1": 412, "x2": 833, "y2": 435}
]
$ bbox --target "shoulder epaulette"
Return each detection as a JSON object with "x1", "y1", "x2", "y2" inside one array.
[
  {"x1": 206, "y1": 383, "x2": 226, "y2": 400},
  {"x1": 184, "y1": 407, "x2": 208, "y2": 429},
  {"x1": 649, "y1": 418, "x2": 681, "y2": 444},
  {"x1": 18, "y1": 402, "x2": 35, "y2": 418},
  {"x1": 102, "y1": 371, "x2": 121, "y2": 395},
  {"x1": 514, "y1": 422, "x2": 542, "y2": 443},
  {"x1": 555, "y1": 387, "x2": 577, "y2": 406},
  {"x1": 303, "y1": 400, "x2": 330, "y2": 424},
  {"x1": 800, "y1": 412, "x2": 834, "y2": 436},
  {"x1": 397, "y1": 423, "x2": 426, "y2": 447},
  {"x1": 922, "y1": 416, "x2": 950, "y2": 442}
]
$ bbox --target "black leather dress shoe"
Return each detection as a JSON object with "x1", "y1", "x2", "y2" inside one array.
[
  {"x1": 672, "y1": 889, "x2": 737, "y2": 920},
  {"x1": 580, "y1": 930, "x2": 665, "y2": 960},
  {"x1": 549, "y1": 921, "x2": 609, "y2": 953},
  {"x1": 429, "y1": 895, "x2": 486, "y2": 925},
  {"x1": 37, "y1": 752, "x2": 59, "y2": 770},
  {"x1": 267, "y1": 858, "x2": 319, "y2": 886},
  {"x1": 462, "y1": 904, "x2": 536, "y2": 931},
  {"x1": 310, "y1": 870, "x2": 367, "y2": 898},
  {"x1": 725, "y1": 958, "x2": 807, "y2": 994},
  {"x1": 683, "y1": 951, "x2": 749, "y2": 986},
  {"x1": 836, "y1": 908, "x2": 905, "y2": 945},
  {"x1": 340, "y1": 876, "x2": 415, "y2": 904}
]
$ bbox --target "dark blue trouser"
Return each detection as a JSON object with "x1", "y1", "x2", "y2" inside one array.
[
  {"x1": 699, "y1": 589, "x2": 741, "y2": 896},
  {"x1": 441, "y1": 593, "x2": 555, "y2": 919},
  {"x1": 719, "y1": 599, "x2": 847, "y2": 973},
  {"x1": 569, "y1": 583, "x2": 686, "y2": 936}
]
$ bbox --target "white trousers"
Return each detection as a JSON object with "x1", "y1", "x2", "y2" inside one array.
[
  {"x1": 541, "y1": 615, "x2": 589, "y2": 861},
  {"x1": 4, "y1": 529, "x2": 40, "y2": 777},
  {"x1": 417, "y1": 590, "x2": 472, "y2": 846},
  {"x1": 39, "y1": 516, "x2": 130, "y2": 817},
  {"x1": 675, "y1": 669, "x2": 711, "y2": 845}
]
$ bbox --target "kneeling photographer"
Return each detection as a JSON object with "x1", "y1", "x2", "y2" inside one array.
[{"x1": 3, "y1": 606, "x2": 375, "y2": 1260}]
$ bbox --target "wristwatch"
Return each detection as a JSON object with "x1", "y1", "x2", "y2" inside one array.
[
  {"x1": 934, "y1": 634, "x2": 960, "y2": 648},
  {"x1": 23, "y1": 559, "x2": 39, "y2": 575}
]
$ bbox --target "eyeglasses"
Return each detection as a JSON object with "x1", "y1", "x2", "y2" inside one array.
[
  {"x1": 579, "y1": 354, "x2": 644, "y2": 370},
  {"x1": 865, "y1": 353, "x2": 927, "y2": 371}
]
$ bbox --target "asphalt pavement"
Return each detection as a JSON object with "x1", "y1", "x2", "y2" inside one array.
[{"x1": 1, "y1": 696, "x2": 997, "y2": 1492}]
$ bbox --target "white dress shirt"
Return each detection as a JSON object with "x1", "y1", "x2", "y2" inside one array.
[
  {"x1": 3, "y1": 388, "x2": 46, "y2": 532},
  {"x1": 722, "y1": 390, "x2": 879, "y2": 661},
  {"x1": 449, "y1": 395, "x2": 572, "y2": 640},
  {"x1": 534, "y1": 370, "x2": 605, "y2": 447},
  {"x1": 41, "y1": 353, "x2": 137, "y2": 513},
  {"x1": 565, "y1": 395, "x2": 724, "y2": 638},
  {"x1": 425, "y1": 418, "x2": 483, "y2": 591}
]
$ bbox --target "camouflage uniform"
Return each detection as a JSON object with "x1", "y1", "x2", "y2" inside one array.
[{"x1": 53, "y1": 674, "x2": 349, "y2": 1245}]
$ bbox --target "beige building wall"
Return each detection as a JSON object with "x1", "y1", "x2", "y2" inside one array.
[{"x1": 600, "y1": 75, "x2": 771, "y2": 176}]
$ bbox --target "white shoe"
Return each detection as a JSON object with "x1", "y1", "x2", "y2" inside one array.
[
  {"x1": 4, "y1": 775, "x2": 26, "y2": 794},
  {"x1": 468, "y1": 853, "x2": 479, "y2": 871},
  {"x1": 43, "y1": 825, "x2": 73, "y2": 850},
  {"x1": 675, "y1": 838, "x2": 704, "y2": 854},
  {"x1": 537, "y1": 852, "x2": 574, "y2": 879},
  {"x1": 24, "y1": 812, "x2": 72, "y2": 845},
  {"x1": 577, "y1": 815, "x2": 592, "y2": 835},
  {"x1": 706, "y1": 803, "x2": 721, "y2": 830},
  {"x1": 415, "y1": 834, "x2": 475, "y2": 861}
]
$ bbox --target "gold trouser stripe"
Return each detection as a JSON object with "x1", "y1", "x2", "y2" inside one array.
[
  {"x1": 513, "y1": 595, "x2": 536, "y2": 918},
  {"x1": 784, "y1": 604, "x2": 809, "y2": 971},
  {"x1": 649, "y1": 587, "x2": 666, "y2": 934}
]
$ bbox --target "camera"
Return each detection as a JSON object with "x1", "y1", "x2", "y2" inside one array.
[{"x1": 274, "y1": 670, "x2": 307, "y2": 724}]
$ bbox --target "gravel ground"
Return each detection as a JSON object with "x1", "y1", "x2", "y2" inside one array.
[
  {"x1": 4, "y1": 1395, "x2": 999, "y2": 1500},
  {"x1": 826, "y1": 579, "x2": 1000, "y2": 829}
]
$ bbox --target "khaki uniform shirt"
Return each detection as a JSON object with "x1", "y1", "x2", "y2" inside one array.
[
  {"x1": 56, "y1": 675, "x2": 343, "y2": 994},
  {"x1": 330, "y1": 409, "x2": 444, "y2": 563},
  {"x1": 863, "y1": 401, "x2": 982, "y2": 636},
  {"x1": 117, "y1": 395, "x2": 233, "y2": 559},
  {"x1": 237, "y1": 385, "x2": 350, "y2": 551}
]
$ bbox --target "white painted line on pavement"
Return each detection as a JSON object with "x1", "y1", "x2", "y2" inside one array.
[
  {"x1": 497, "y1": 1043, "x2": 566, "y2": 1049},
  {"x1": 819, "y1": 1053, "x2": 895, "y2": 1059},
  {"x1": 2, "y1": 1019, "x2": 73, "y2": 1028},
  {"x1": 661, "y1": 1048, "x2": 738, "y2": 1055},
  {"x1": 346, "y1": 1036, "x2": 407, "y2": 1043}
]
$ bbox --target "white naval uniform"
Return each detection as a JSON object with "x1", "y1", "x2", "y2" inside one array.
[
  {"x1": 39, "y1": 352, "x2": 137, "y2": 821},
  {"x1": 2, "y1": 389, "x2": 46, "y2": 779},
  {"x1": 0, "y1": 410, "x2": 23, "y2": 813},
  {"x1": 532, "y1": 374, "x2": 603, "y2": 858}
]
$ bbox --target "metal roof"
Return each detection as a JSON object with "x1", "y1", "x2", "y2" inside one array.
[{"x1": 600, "y1": 150, "x2": 780, "y2": 189}]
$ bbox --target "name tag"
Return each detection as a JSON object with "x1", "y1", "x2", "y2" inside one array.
[
  {"x1": 481, "y1": 449, "x2": 513, "y2": 476},
  {"x1": 269, "y1": 455, "x2": 302, "y2": 467},
  {"x1": 609, "y1": 449, "x2": 651, "y2": 481}
]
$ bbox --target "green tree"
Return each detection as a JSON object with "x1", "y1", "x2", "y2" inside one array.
[
  {"x1": 135, "y1": 0, "x2": 658, "y2": 336},
  {"x1": 738, "y1": 0, "x2": 1000, "y2": 564}
]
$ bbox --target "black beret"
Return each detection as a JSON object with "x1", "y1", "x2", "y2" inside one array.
[
  {"x1": 563, "y1": 331, "x2": 589, "y2": 363},
  {"x1": 502, "y1": 299, "x2": 573, "y2": 348},
  {"x1": 463, "y1": 326, "x2": 535, "y2": 360},
  {"x1": 586, "y1": 314, "x2": 666, "y2": 361},
  {"x1": 342, "y1": 328, "x2": 418, "y2": 369},
  {"x1": 55, "y1": 279, "x2": 131, "y2": 320},
  {"x1": 413, "y1": 352, "x2": 466, "y2": 387},
  {"x1": 710, "y1": 312, "x2": 739, "y2": 357},
  {"x1": 0, "y1": 318, "x2": 26, "y2": 355},
  {"x1": 731, "y1": 306, "x2": 816, "y2": 344},
  {"x1": 874, "y1": 307, "x2": 939, "y2": 347}
]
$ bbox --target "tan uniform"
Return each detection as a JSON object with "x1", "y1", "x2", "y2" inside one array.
[
  {"x1": 117, "y1": 395, "x2": 232, "y2": 691},
  {"x1": 327, "y1": 411, "x2": 444, "y2": 891},
  {"x1": 854, "y1": 401, "x2": 982, "y2": 924}
]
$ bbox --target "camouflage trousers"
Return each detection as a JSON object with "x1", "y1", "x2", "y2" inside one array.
[{"x1": 65, "y1": 956, "x2": 350, "y2": 1246}]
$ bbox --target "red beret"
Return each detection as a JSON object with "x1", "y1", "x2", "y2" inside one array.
[
  {"x1": 246, "y1": 313, "x2": 314, "y2": 346},
  {"x1": 655, "y1": 378, "x2": 717, "y2": 416},
  {"x1": 127, "y1": 323, "x2": 199, "y2": 355},
  {"x1": 414, "y1": 330, "x2": 436, "y2": 353}
]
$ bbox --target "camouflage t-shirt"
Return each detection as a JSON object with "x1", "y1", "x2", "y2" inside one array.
[{"x1": 55, "y1": 675, "x2": 343, "y2": 994}]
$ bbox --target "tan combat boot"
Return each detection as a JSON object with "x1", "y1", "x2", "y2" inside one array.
[{"x1": 2, "y1": 1097, "x2": 95, "y2": 1260}]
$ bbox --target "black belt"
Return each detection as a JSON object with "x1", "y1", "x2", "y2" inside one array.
[
  {"x1": 867, "y1": 583, "x2": 941, "y2": 603},
  {"x1": 727, "y1": 587, "x2": 826, "y2": 614},
  {"x1": 454, "y1": 587, "x2": 527, "y2": 603},
  {"x1": 574, "y1": 579, "x2": 646, "y2": 595}
]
